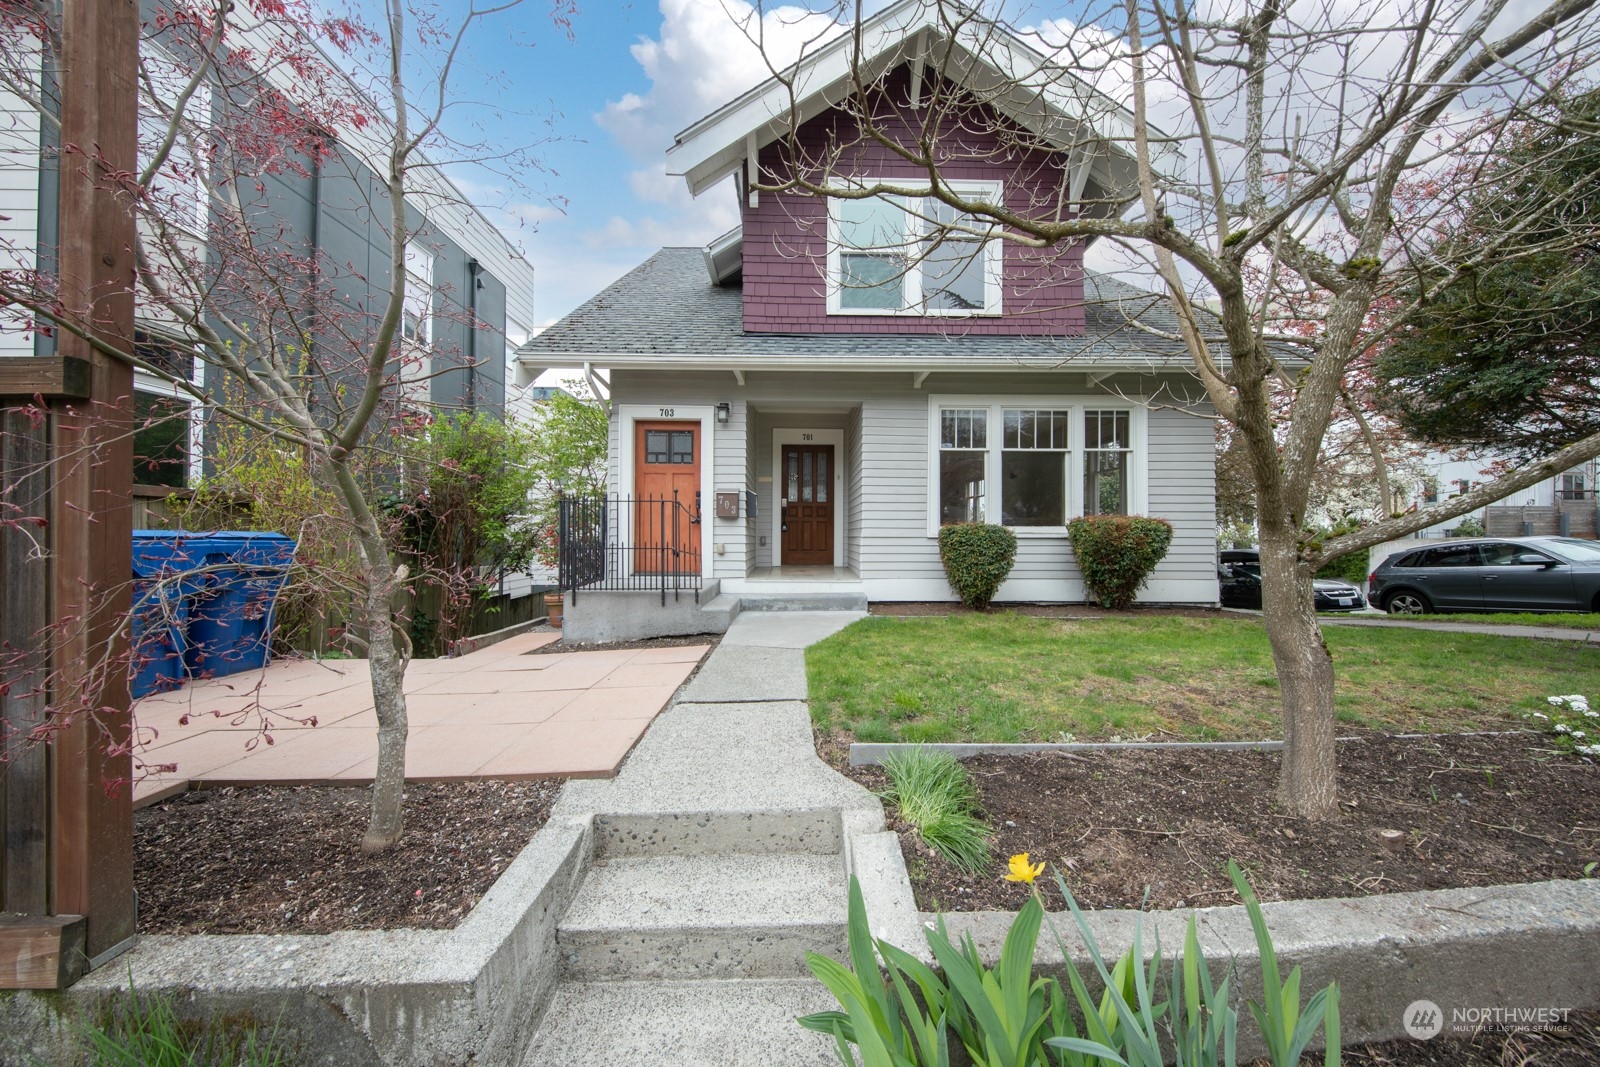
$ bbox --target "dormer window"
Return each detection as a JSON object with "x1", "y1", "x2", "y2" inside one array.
[{"x1": 827, "y1": 181, "x2": 1003, "y2": 316}]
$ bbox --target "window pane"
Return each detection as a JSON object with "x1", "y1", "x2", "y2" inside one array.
[
  {"x1": 922, "y1": 239, "x2": 985, "y2": 310},
  {"x1": 840, "y1": 253, "x2": 903, "y2": 309},
  {"x1": 1003, "y1": 410, "x2": 1069, "y2": 449},
  {"x1": 1084, "y1": 450, "x2": 1128, "y2": 515},
  {"x1": 645, "y1": 430, "x2": 669, "y2": 464},
  {"x1": 133, "y1": 393, "x2": 189, "y2": 489},
  {"x1": 939, "y1": 451, "x2": 986, "y2": 525},
  {"x1": 1001, "y1": 451, "x2": 1065, "y2": 526},
  {"x1": 1085, "y1": 410, "x2": 1130, "y2": 450},
  {"x1": 788, "y1": 452, "x2": 798, "y2": 501},
  {"x1": 817, "y1": 452, "x2": 828, "y2": 503},
  {"x1": 840, "y1": 196, "x2": 904, "y2": 248},
  {"x1": 669, "y1": 432, "x2": 693, "y2": 464},
  {"x1": 940, "y1": 408, "x2": 987, "y2": 450},
  {"x1": 802, "y1": 451, "x2": 813, "y2": 502},
  {"x1": 135, "y1": 331, "x2": 195, "y2": 381}
]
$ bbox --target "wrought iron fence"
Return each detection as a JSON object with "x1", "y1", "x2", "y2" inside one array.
[{"x1": 557, "y1": 492, "x2": 703, "y2": 605}]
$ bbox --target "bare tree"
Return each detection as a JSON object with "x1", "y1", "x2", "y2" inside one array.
[
  {"x1": 0, "y1": 0, "x2": 555, "y2": 849},
  {"x1": 741, "y1": 0, "x2": 1600, "y2": 816}
]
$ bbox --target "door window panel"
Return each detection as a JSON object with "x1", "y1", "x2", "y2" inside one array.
[
  {"x1": 817, "y1": 452, "x2": 828, "y2": 503},
  {"x1": 802, "y1": 451, "x2": 813, "y2": 502}
]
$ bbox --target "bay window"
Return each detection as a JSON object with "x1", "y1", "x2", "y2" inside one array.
[
  {"x1": 829, "y1": 181, "x2": 1003, "y2": 316},
  {"x1": 930, "y1": 398, "x2": 1146, "y2": 533}
]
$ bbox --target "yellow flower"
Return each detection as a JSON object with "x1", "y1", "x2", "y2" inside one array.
[{"x1": 1005, "y1": 852, "x2": 1045, "y2": 884}]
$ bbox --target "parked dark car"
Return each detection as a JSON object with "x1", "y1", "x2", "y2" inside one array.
[
  {"x1": 1218, "y1": 549, "x2": 1367, "y2": 611},
  {"x1": 1368, "y1": 536, "x2": 1600, "y2": 615}
]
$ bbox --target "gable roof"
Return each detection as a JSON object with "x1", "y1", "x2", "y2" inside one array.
[
  {"x1": 519, "y1": 247, "x2": 1216, "y2": 372},
  {"x1": 666, "y1": 0, "x2": 1179, "y2": 200}
]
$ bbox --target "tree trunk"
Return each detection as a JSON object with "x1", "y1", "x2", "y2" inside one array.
[
  {"x1": 1256, "y1": 526, "x2": 1339, "y2": 819},
  {"x1": 327, "y1": 457, "x2": 410, "y2": 851}
]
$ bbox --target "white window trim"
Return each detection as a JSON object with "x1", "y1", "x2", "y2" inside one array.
[
  {"x1": 825, "y1": 179, "x2": 1004, "y2": 318},
  {"x1": 924, "y1": 395, "x2": 1148, "y2": 537},
  {"x1": 770, "y1": 427, "x2": 846, "y2": 569},
  {"x1": 616, "y1": 403, "x2": 716, "y2": 580}
]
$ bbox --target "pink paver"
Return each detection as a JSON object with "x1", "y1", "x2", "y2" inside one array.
[{"x1": 130, "y1": 632, "x2": 705, "y2": 805}]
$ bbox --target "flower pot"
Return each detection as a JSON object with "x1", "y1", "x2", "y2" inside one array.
[{"x1": 544, "y1": 592, "x2": 564, "y2": 629}]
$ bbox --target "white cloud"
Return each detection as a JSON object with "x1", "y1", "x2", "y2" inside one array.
[{"x1": 597, "y1": 0, "x2": 846, "y2": 159}]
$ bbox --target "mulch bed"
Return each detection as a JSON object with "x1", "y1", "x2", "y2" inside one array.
[
  {"x1": 525, "y1": 632, "x2": 722, "y2": 655},
  {"x1": 1342, "y1": 1012, "x2": 1600, "y2": 1065},
  {"x1": 135, "y1": 779, "x2": 563, "y2": 934},
  {"x1": 870, "y1": 602, "x2": 1223, "y2": 620},
  {"x1": 841, "y1": 732, "x2": 1600, "y2": 913}
]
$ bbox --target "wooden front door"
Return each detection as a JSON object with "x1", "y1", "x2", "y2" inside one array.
[
  {"x1": 633, "y1": 421, "x2": 701, "y2": 574},
  {"x1": 781, "y1": 443, "x2": 834, "y2": 566}
]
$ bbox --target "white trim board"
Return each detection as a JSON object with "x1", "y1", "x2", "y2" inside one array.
[
  {"x1": 770, "y1": 427, "x2": 846, "y2": 569},
  {"x1": 615, "y1": 403, "x2": 718, "y2": 580}
]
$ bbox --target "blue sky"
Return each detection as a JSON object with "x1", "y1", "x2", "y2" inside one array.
[{"x1": 424, "y1": 0, "x2": 858, "y2": 334}]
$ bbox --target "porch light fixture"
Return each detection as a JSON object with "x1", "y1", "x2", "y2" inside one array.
[{"x1": 716, "y1": 402, "x2": 730, "y2": 424}]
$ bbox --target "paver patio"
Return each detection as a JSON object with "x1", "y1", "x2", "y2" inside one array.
[{"x1": 131, "y1": 631, "x2": 709, "y2": 805}]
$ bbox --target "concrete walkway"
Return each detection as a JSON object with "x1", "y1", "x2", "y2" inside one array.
[
  {"x1": 522, "y1": 609, "x2": 922, "y2": 1067},
  {"x1": 1317, "y1": 615, "x2": 1600, "y2": 642},
  {"x1": 1225, "y1": 607, "x2": 1600, "y2": 643},
  {"x1": 132, "y1": 631, "x2": 710, "y2": 804}
]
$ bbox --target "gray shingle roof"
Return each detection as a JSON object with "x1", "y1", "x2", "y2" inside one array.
[{"x1": 521, "y1": 247, "x2": 1216, "y2": 368}]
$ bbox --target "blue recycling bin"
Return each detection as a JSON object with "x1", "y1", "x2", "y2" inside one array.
[
  {"x1": 182, "y1": 532, "x2": 296, "y2": 679},
  {"x1": 130, "y1": 531, "x2": 209, "y2": 698}
]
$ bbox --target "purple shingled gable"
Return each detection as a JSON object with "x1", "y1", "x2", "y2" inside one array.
[{"x1": 741, "y1": 66, "x2": 1086, "y2": 337}]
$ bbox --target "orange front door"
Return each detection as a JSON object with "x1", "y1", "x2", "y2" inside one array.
[
  {"x1": 781, "y1": 443, "x2": 834, "y2": 566},
  {"x1": 633, "y1": 421, "x2": 701, "y2": 574}
]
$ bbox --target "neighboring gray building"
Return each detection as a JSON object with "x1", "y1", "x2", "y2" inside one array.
[{"x1": 0, "y1": 8, "x2": 536, "y2": 492}]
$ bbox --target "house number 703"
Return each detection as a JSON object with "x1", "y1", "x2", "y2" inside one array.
[{"x1": 659, "y1": 407, "x2": 675, "y2": 417}]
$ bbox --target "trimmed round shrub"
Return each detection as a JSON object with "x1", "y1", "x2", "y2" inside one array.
[
  {"x1": 938, "y1": 523, "x2": 1018, "y2": 610},
  {"x1": 1067, "y1": 515, "x2": 1174, "y2": 609}
]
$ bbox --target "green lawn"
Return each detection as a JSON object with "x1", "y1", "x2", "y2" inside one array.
[
  {"x1": 806, "y1": 613, "x2": 1598, "y2": 744},
  {"x1": 1335, "y1": 612, "x2": 1600, "y2": 630}
]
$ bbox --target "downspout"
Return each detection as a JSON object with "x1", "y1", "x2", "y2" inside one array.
[{"x1": 466, "y1": 257, "x2": 479, "y2": 412}]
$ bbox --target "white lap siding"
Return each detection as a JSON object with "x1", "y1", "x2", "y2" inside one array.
[{"x1": 608, "y1": 369, "x2": 1217, "y2": 602}]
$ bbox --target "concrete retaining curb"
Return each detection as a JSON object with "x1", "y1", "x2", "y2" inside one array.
[
  {"x1": 1, "y1": 806, "x2": 595, "y2": 1066},
  {"x1": 850, "y1": 732, "x2": 1527, "y2": 765},
  {"x1": 932, "y1": 877, "x2": 1600, "y2": 1056}
]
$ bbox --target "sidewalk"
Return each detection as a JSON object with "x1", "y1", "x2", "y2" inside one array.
[{"x1": 133, "y1": 631, "x2": 710, "y2": 804}]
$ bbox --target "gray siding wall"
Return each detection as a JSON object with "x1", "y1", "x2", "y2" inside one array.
[{"x1": 610, "y1": 369, "x2": 1217, "y2": 600}]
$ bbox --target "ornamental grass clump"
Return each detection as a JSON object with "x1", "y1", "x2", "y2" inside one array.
[
  {"x1": 879, "y1": 747, "x2": 992, "y2": 875},
  {"x1": 1067, "y1": 515, "x2": 1174, "y2": 610},
  {"x1": 938, "y1": 523, "x2": 1018, "y2": 610},
  {"x1": 1528, "y1": 694, "x2": 1599, "y2": 756}
]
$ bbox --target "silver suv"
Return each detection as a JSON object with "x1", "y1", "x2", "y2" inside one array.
[{"x1": 1368, "y1": 537, "x2": 1600, "y2": 615}]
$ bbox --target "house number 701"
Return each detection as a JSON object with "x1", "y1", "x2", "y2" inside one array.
[
  {"x1": 801, "y1": 433, "x2": 814, "y2": 441},
  {"x1": 659, "y1": 407, "x2": 675, "y2": 416}
]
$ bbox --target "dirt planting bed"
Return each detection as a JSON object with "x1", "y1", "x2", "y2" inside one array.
[
  {"x1": 840, "y1": 732, "x2": 1600, "y2": 913},
  {"x1": 135, "y1": 778, "x2": 563, "y2": 934}
]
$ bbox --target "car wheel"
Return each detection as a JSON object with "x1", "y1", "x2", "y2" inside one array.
[{"x1": 1385, "y1": 590, "x2": 1431, "y2": 615}]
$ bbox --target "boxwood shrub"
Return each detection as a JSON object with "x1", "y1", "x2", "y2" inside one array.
[
  {"x1": 1066, "y1": 515, "x2": 1174, "y2": 609},
  {"x1": 938, "y1": 523, "x2": 1018, "y2": 610}
]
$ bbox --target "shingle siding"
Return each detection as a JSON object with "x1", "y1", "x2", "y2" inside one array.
[{"x1": 743, "y1": 66, "x2": 1085, "y2": 337}]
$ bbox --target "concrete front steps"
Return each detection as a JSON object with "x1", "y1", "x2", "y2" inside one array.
[{"x1": 520, "y1": 808, "x2": 852, "y2": 1065}]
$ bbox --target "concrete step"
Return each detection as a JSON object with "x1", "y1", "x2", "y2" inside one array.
[
  {"x1": 593, "y1": 808, "x2": 843, "y2": 858},
  {"x1": 520, "y1": 978, "x2": 840, "y2": 1066},
  {"x1": 739, "y1": 592, "x2": 868, "y2": 612},
  {"x1": 699, "y1": 592, "x2": 742, "y2": 627},
  {"x1": 557, "y1": 853, "x2": 848, "y2": 980}
]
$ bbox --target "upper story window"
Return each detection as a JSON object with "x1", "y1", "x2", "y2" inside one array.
[
  {"x1": 828, "y1": 181, "x2": 1003, "y2": 317},
  {"x1": 399, "y1": 241, "x2": 434, "y2": 406}
]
